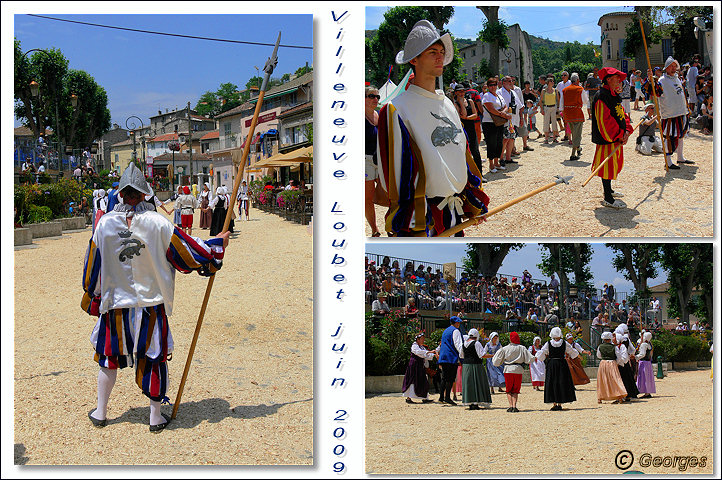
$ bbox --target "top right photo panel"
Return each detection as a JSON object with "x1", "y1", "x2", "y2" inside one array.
[{"x1": 364, "y1": 5, "x2": 714, "y2": 238}]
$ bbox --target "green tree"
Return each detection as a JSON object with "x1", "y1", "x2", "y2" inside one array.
[
  {"x1": 195, "y1": 90, "x2": 220, "y2": 117},
  {"x1": 659, "y1": 244, "x2": 712, "y2": 324},
  {"x1": 538, "y1": 244, "x2": 594, "y2": 299},
  {"x1": 476, "y1": 7, "x2": 506, "y2": 77},
  {"x1": 365, "y1": 6, "x2": 456, "y2": 87},
  {"x1": 294, "y1": 64, "x2": 313, "y2": 77},
  {"x1": 14, "y1": 40, "x2": 110, "y2": 150},
  {"x1": 463, "y1": 243, "x2": 524, "y2": 277},
  {"x1": 606, "y1": 244, "x2": 662, "y2": 298},
  {"x1": 216, "y1": 82, "x2": 241, "y2": 113}
]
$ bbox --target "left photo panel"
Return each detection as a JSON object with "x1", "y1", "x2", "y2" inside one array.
[{"x1": 12, "y1": 13, "x2": 313, "y2": 465}]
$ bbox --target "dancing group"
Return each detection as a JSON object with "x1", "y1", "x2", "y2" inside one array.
[{"x1": 402, "y1": 317, "x2": 657, "y2": 412}]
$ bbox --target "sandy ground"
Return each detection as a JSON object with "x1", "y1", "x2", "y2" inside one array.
[
  {"x1": 365, "y1": 369, "x2": 714, "y2": 474},
  {"x1": 13, "y1": 206, "x2": 312, "y2": 465},
  {"x1": 366, "y1": 109, "x2": 714, "y2": 237}
]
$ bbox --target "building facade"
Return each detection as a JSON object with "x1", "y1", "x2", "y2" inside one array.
[
  {"x1": 457, "y1": 24, "x2": 534, "y2": 84},
  {"x1": 598, "y1": 12, "x2": 674, "y2": 72}
]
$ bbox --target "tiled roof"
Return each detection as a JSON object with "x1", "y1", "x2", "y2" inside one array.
[
  {"x1": 151, "y1": 152, "x2": 212, "y2": 162},
  {"x1": 201, "y1": 131, "x2": 219, "y2": 140},
  {"x1": 214, "y1": 101, "x2": 254, "y2": 119},
  {"x1": 215, "y1": 70, "x2": 313, "y2": 119},
  {"x1": 278, "y1": 101, "x2": 313, "y2": 119},
  {"x1": 149, "y1": 133, "x2": 180, "y2": 142},
  {"x1": 109, "y1": 138, "x2": 135, "y2": 147},
  {"x1": 14, "y1": 126, "x2": 52, "y2": 137}
]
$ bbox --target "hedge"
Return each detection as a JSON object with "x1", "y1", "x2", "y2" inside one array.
[
  {"x1": 15, "y1": 178, "x2": 91, "y2": 225},
  {"x1": 651, "y1": 331, "x2": 712, "y2": 363}
]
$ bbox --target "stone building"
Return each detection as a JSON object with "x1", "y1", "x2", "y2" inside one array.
[
  {"x1": 457, "y1": 23, "x2": 534, "y2": 84},
  {"x1": 598, "y1": 11, "x2": 674, "y2": 72}
]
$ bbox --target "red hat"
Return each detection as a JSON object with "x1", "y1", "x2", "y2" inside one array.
[
  {"x1": 183, "y1": 185, "x2": 190, "y2": 194},
  {"x1": 597, "y1": 67, "x2": 626, "y2": 82},
  {"x1": 509, "y1": 331, "x2": 520, "y2": 344}
]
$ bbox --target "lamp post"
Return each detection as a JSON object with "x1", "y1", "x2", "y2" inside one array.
[
  {"x1": 169, "y1": 136, "x2": 181, "y2": 192},
  {"x1": 21, "y1": 48, "x2": 67, "y2": 175},
  {"x1": 125, "y1": 115, "x2": 144, "y2": 173}
]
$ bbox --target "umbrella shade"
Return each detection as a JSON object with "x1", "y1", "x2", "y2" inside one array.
[{"x1": 253, "y1": 145, "x2": 313, "y2": 168}]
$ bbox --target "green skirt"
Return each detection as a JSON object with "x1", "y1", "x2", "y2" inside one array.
[{"x1": 462, "y1": 363, "x2": 492, "y2": 405}]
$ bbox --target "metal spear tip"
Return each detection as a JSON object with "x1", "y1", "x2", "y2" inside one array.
[{"x1": 554, "y1": 175, "x2": 573, "y2": 185}]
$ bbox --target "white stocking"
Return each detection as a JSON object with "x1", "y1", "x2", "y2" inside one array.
[
  {"x1": 666, "y1": 154, "x2": 675, "y2": 167},
  {"x1": 149, "y1": 399, "x2": 165, "y2": 426},
  {"x1": 93, "y1": 367, "x2": 117, "y2": 420},
  {"x1": 676, "y1": 137, "x2": 685, "y2": 161}
]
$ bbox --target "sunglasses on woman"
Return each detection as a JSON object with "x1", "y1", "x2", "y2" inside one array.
[
  {"x1": 366, "y1": 94, "x2": 381, "y2": 100},
  {"x1": 488, "y1": 83, "x2": 498, "y2": 86}
]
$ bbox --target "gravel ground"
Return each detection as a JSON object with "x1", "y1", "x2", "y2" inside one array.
[
  {"x1": 365, "y1": 369, "x2": 714, "y2": 474},
  {"x1": 367, "y1": 110, "x2": 714, "y2": 237},
  {"x1": 13, "y1": 206, "x2": 313, "y2": 465}
]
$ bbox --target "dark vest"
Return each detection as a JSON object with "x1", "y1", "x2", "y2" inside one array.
[
  {"x1": 549, "y1": 341, "x2": 565, "y2": 360},
  {"x1": 642, "y1": 342, "x2": 653, "y2": 361},
  {"x1": 463, "y1": 341, "x2": 483, "y2": 364},
  {"x1": 599, "y1": 342, "x2": 617, "y2": 360},
  {"x1": 591, "y1": 86, "x2": 626, "y2": 145}
]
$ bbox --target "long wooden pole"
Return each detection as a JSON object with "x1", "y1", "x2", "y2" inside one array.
[
  {"x1": 638, "y1": 15, "x2": 669, "y2": 172},
  {"x1": 437, "y1": 176, "x2": 572, "y2": 237},
  {"x1": 582, "y1": 117, "x2": 645, "y2": 187},
  {"x1": 172, "y1": 33, "x2": 281, "y2": 420}
]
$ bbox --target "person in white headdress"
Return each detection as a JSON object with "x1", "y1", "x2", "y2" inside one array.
[
  {"x1": 198, "y1": 182, "x2": 213, "y2": 229},
  {"x1": 461, "y1": 328, "x2": 493, "y2": 410},
  {"x1": 528, "y1": 336, "x2": 546, "y2": 391},
  {"x1": 535, "y1": 327, "x2": 577, "y2": 410},
  {"x1": 402, "y1": 333, "x2": 437, "y2": 404},
  {"x1": 376, "y1": 19, "x2": 489, "y2": 237},
  {"x1": 616, "y1": 333, "x2": 639, "y2": 400},
  {"x1": 93, "y1": 189, "x2": 108, "y2": 231},
  {"x1": 91, "y1": 190, "x2": 100, "y2": 232},
  {"x1": 485, "y1": 332, "x2": 506, "y2": 393},
  {"x1": 596, "y1": 331, "x2": 628, "y2": 404},
  {"x1": 565, "y1": 332, "x2": 590, "y2": 386},
  {"x1": 222, "y1": 186, "x2": 235, "y2": 233},
  {"x1": 237, "y1": 180, "x2": 250, "y2": 221},
  {"x1": 635, "y1": 331, "x2": 656, "y2": 398},
  {"x1": 82, "y1": 162, "x2": 229, "y2": 432},
  {"x1": 209, "y1": 186, "x2": 228, "y2": 236}
]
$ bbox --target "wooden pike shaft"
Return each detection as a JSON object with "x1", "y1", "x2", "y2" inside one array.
[
  {"x1": 173, "y1": 33, "x2": 280, "y2": 420},
  {"x1": 582, "y1": 117, "x2": 645, "y2": 187},
  {"x1": 639, "y1": 15, "x2": 670, "y2": 171},
  {"x1": 437, "y1": 179, "x2": 567, "y2": 237}
]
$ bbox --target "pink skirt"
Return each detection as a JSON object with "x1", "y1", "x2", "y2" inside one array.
[
  {"x1": 597, "y1": 360, "x2": 627, "y2": 401},
  {"x1": 455, "y1": 364, "x2": 463, "y2": 393}
]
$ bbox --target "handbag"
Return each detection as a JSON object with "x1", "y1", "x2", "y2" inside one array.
[{"x1": 484, "y1": 94, "x2": 508, "y2": 127}]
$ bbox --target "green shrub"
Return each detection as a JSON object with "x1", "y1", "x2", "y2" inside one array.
[
  {"x1": 497, "y1": 331, "x2": 538, "y2": 347},
  {"x1": 366, "y1": 337, "x2": 393, "y2": 376},
  {"x1": 27, "y1": 205, "x2": 52, "y2": 224},
  {"x1": 14, "y1": 178, "x2": 90, "y2": 224},
  {"x1": 651, "y1": 331, "x2": 711, "y2": 362}
]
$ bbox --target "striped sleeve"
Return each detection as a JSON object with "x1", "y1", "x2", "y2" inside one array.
[
  {"x1": 377, "y1": 103, "x2": 428, "y2": 237},
  {"x1": 166, "y1": 227, "x2": 225, "y2": 276},
  {"x1": 81, "y1": 236, "x2": 102, "y2": 314},
  {"x1": 462, "y1": 148, "x2": 490, "y2": 217}
]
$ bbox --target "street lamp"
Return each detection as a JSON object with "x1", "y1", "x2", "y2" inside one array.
[
  {"x1": 168, "y1": 136, "x2": 181, "y2": 192},
  {"x1": 126, "y1": 115, "x2": 144, "y2": 173}
]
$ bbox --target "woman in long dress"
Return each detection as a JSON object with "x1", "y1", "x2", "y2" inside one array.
[
  {"x1": 635, "y1": 331, "x2": 656, "y2": 398},
  {"x1": 485, "y1": 332, "x2": 506, "y2": 393},
  {"x1": 528, "y1": 336, "x2": 546, "y2": 391},
  {"x1": 198, "y1": 182, "x2": 212, "y2": 229},
  {"x1": 172, "y1": 185, "x2": 183, "y2": 227},
  {"x1": 209, "y1": 186, "x2": 227, "y2": 236},
  {"x1": 536, "y1": 327, "x2": 577, "y2": 411},
  {"x1": 237, "y1": 180, "x2": 250, "y2": 221},
  {"x1": 596, "y1": 331, "x2": 628, "y2": 404},
  {"x1": 461, "y1": 329, "x2": 493, "y2": 410},
  {"x1": 617, "y1": 333, "x2": 639, "y2": 400},
  {"x1": 565, "y1": 333, "x2": 591, "y2": 386},
  {"x1": 402, "y1": 333, "x2": 437, "y2": 404},
  {"x1": 93, "y1": 189, "x2": 107, "y2": 231}
]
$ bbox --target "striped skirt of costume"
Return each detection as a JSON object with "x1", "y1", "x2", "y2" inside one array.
[
  {"x1": 591, "y1": 143, "x2": 623, "y2": 180},
  {"x1": 661, "y1": 115, "x2": 689, "y2": 154}
]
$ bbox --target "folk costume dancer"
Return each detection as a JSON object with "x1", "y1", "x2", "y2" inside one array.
[
  {"x1": 461, "y1": 328, "x2": 493, "y2": 410},
  {"x1": 94, "y1": 189, "x2": 108, "y2": 231},
  {"x1": 437, "y1": 316, "x2": 463, "y2": 405},
  {"x1": 175, "y1": 185, "x2": 199, "y2": 236},
  {"x1": 209, "y1": 186, "x2": 228, "y2": 236},
  {"x1": 635, "y1": 331, "x2": 656, "y2": 398},
  {"x1": 492, "y1": 331, "x2": 533, "y2": 412},
  {"x1": 535, "y1": 327, "x2": 578, "y2": 411},
  {"x1": 565, "y1": 333, "x2": 591, "y2": 386},
  {"x1": 485, "y1": 332, "x2": 506, "y2": 394},
  {"x1": 237, "y1": 180, "x2": 250, "y2": 221},
  {"x1": 636, "y1": 101, "x2": 663, "y2": 155},
  {"x1": 402, "y1": 333, "x2": 437, "y2": 404},
  {"x1": 528, "y1": 336, "x2": 546, "y2": 391},
  {"x1": 106, "y1": 182, "x2": 120, "y2": 213},
  {"x1": 83, "y1": 163, "x2": 229, "y2": 432},
  {"x1": 616, "y1": 333, "x2": 639, "y2": 401},
  {"x1": 648, "y1": 56, "x2": 693, "y2": 169},
  {"x1": 377, "y1": 20, "x2": 489, "y2": 237},
  {"x1": 596, "y1": 331, "x2": 628, "y2": 404},
  {"x1": 590, "y1": 67, "x2": 633, "y2": 209},
  {"x1": 198, "y1": 182, "x2": 212, "y2": 229}
]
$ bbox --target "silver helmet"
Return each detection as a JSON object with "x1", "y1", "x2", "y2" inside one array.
[{"x1": 118, "y1": 162, "x2": 151, "y2": 196}]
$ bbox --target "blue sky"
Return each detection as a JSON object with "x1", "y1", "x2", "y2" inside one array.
[
  {"x1": 365, "y1": 243, "x2": 668, "y2": 294},
  {"x1": 13, "y1": 14, "x2": 313, "y2": 128},
  {"x1": 366, "y1": 5, "x2": 637, "y2": 44}
]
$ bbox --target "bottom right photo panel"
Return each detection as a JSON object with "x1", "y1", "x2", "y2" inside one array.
[{"x1": 365, "y1": 242, "x2": 713, "y2": 475}]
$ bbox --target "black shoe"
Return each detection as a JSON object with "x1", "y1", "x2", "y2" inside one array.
[
  {"x1": 446, "y1": 399, "x2": 457, "y2": 406},
  {"x1": 422, "y1": 399, "x2": 434, "y2": 404},
  {"x1": 405, "y1": 398, "x2": 417, "y2": 404},
  {"x1": 511, "y1": 407, "x2": 520, "y2": 413},
  {"x1": 506, "y1": 159, "x2": 518, "y2": 164},
  {"x1": 668, "y1": 164, "x2": 681, "y2": 170},
  {"x1": 506, "y1": 407, "x2": 513, "y2": 412},
  {"x1": 88, "y1": 409, "x2": 107, "y2": 428},
  {"x1": 678, "y1": 159, "x2": 695, "y2": 164},
  {"x1": 523, "y1": 146, "x2": 534, "y2": 151},
  {"x1": 550, "y1": 405, "x2": 562, "y2": 411},
  {"x1": 569, "y1": 155, "x2": 579, "y2": 161},
  {"x1": 469, "y1": 404, "x2": 480, "y2": 410},
  {"x1": 149, "y1": 413, "x2": 171, "y2": 433}
]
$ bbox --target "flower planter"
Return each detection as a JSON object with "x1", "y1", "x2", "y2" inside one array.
[
  {"x1": 697, "y1": 360, "x2": 711, "y2": 369},
  {"x1": 26, "y1": 221, "x2": 62, "y2": 239},
  {"x1": 672, "y1": 361, "x2": 698, "y2": 371},
  {"x1": 14, "y1": 228, "x2": 32, "y2": 246},
  {"x1": 59, "y1": 216, "x2": 86, "y2": 231}
]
